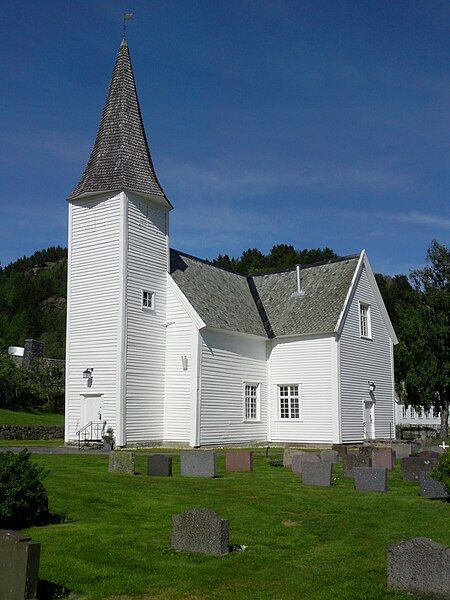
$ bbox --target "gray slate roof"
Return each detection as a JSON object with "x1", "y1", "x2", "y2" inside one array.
[
  {"x1": 68, "y1": 40, "x2": 169, "y2": 204},
  {"x1": 170, "y1": 250, "x2": 360, "y2": 338}
]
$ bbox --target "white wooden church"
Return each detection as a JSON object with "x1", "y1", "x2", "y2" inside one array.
[{"x1": 64, "y1": 40, "x2": 398, "y2": 448}]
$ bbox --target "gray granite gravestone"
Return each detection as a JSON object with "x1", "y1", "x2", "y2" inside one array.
[
  {"x1": 401, "y1": 456, "x2": 437, "y2": 481},
  {"x1": 426, "y1": 445, "x2": 444, "y2": 455},
  {"x1": 291, "y1": 452, "x2": 320, "y2": 475},
  {"x1": 147, "y1": 454, "x2": 172, "y2": 477},
  {"x1": 342, "y1": 453, "x2": 372, "y2": 477},
  {"x1": 418, "y1": 450, "x2": 441, "y2": 460},
  {"x1": 387, "y1": 537, "x2": 450, "y2": 598},
  {"x1": 320, "y1": 450, "x2": 339, "y2": 463},
  {"x1": 372, "y1": 448, "x2": 395, "y2": 470},
  {"x1": 171, "y1": 508, "x2": 229, "y2": 555},
  {"x1": 180, "y1": 451, "x2": 217, "y2": 478},
  {"x1": 0, "y1": 530, "x2": 40, "y2": 600},
  {"x1": 331, "y1": 444, "x2": 348, "y2": 459},
  {"x1": 354, "y1": 467, "x2": 388, "y2": 492},
  {"x1": 390, "y1": 443, "x2": 412, "y2": 461},
  {"x1": 283, "y1": 448, "x2": 305, "y2": 467},
  {"x1": 301, "y1": 462, "x2": 332, "y2": 487},
  {"x1": 419, "y1": 472, "x2": 449, "y2": 500},
  {"x1": 108, "y1": 451, "x2": 136, "y2": 474},
  {"x1": 358, "y1": 445, "x2": 374, "y2": 460}
]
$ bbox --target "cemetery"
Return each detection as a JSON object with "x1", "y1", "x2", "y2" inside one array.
[{"x1": 0, "y1": 443, "x2": 449, "y2": 599}]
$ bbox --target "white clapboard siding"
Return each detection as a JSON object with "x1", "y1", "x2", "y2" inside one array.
[
  {"x1": 200, "y1": 329, "x2": 268, "y2": 445},
  {"x1": 268, "y1": 336, "x2": 336, "y2": 443},
  {"x1": 65, "y1": 193, "x2": 121, "y2": 441},
  {"x1": 339, "y1": 266, "x2": 395, "y2": 442},
  {"x1": 124, "y1": 192, "x2": 169, "y2": 444},
  {"x1": 164, "y1": 282, "x2": 194, "y2": 442}
]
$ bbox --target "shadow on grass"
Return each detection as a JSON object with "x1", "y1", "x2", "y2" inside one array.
[{"x1": 37, "y1": 580, "x2": 72, "y2": 599}]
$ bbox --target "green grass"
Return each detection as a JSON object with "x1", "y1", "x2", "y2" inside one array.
[
  {"x1": 0, "y1": 439, "x2": 64, "y2": 447},
  {"x1": 0, "y1": 407, "x2": 64, "y2": 426},
  {"x1": 19, "y1": 450, "x2": 449, "y2": 600}
]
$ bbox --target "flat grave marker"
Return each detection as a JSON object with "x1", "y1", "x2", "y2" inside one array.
[
  {"x1": 301, "y1": 462, "x2": 332, "y2": 487},
  {"x1": 283, "y1": 448, "x2": 305, "y2": 467},
  {"x1": 343, "y1": 453, "x2": 372, "y2": 478},
  {"x1": 419, "y1": 472, "x2": 449, "y2": 500},
  {"x1": 401, "y1": 456, "x2": 437, "y2": 481},
  {"x1": 0, "y1": 530, "x2": 40, "y2": 600},
  {"x1": 171, "y1": 508, "x2": 229, "y2": 555},
  {"x1": 147, "y1": 454, "x2": 172, "y2": 477},
  {"x1": 108, "y1": 451, "x2": 136, "y2": 475},
  {"x1": 320, "y1": 449, "x2": 339, "y2": 463},
  {"x1": 180, "y1": 451, "x2": 217, "y2": 478},
  {"x1": 372, "y1": 448, "x2": 395, "y2": 470},
  {"x1": 225, "y1": 451, "x2": 253, "y2": 472},
  {"x1": 291, "y1": 452, "x2": 320, "y2": 475}
]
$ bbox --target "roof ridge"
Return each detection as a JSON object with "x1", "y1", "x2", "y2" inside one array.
[
  {"x1": 170, "y1": 248, "x2": 247, "y2": 277},
  {"x1": 248, "y1": 253, "x2": 360, "y2": 277}
]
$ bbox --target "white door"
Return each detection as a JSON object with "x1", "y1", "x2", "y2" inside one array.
[
  {"x1": 364, "y1": 400, "x2": 375, "y2": 439},
  {"x1": 81, "y1": 394, "x2": 103, "y2": 427}
]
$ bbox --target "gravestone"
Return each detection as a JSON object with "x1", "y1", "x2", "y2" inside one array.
[
  {"x1": 387, "y1": 537, "x2": 450, "y2": 598},
  {"x1": 401, "y1": 456, "x2": 437, "y2": 481},
  {"x1": 108, "y1": 451, "x2": 136, "y2": 474},
  {"x1": 171, "y1": 508, "x2": 229, "y2": 555},
  {"x1": 419, "y1": 472, "x2": 449, "y2": 500},
  {"x1": 390, "y1": 443, "x2": 412, "y2": 461},
  {"x1": 0, "y1": 530, "x2": 40, "y2": 600},
  {"x1": 372, "y1": 448, "x2": 395, "y2": 470},
  {"x1": 301, "y1": 461, "x2": 332, "y2": 487},
  {"x1": 332, "y1": 444, "x2": 348, "y2": 459},
  {"x1": 358, "y1": 445, "x2": 374, "y2": 460},
  {"x1": 418, "y1": 450, "x2": 441, "y2": 460},
  {"x1": 180, "y1": 451, "x2": 217, "y2": 478},
  {"x1": 342, "y1": 453, "x2": 372, "y2": 477},
  {"x1": 354, "y1": 467, "x2": 388, "y2": 492},
  {"x1": 225, "y1": 451, "x2": 253, "y2": 472},
  {"x1": 426, "y1": 445, "x2": 444, "y2": 455},
  {"x1": 320, "y1": 450, "x2": 339, "y2": 463},
  {"x1": 291, "y1": 452, "x2": 320, "y2": 475},
  {"x1": 283, "y1": 448, "x2": 305, "y2": 467},
  {"x1": 147, "y1": 454, "x2": 172, "y2": 477}
]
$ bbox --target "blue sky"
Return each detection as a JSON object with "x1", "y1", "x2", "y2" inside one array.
[{"x1": 0, "y1": 0, "x2": 448, "y2": 274}]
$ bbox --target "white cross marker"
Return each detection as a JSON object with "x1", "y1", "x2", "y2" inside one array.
[{"x1": 439, "y1": 441, "x2": 448, "y2": 450}]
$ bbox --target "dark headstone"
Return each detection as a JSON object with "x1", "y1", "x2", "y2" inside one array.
[
  {"x1": 291, "y1": 452, "x2": 319, "y2": 475},
  {"x1": 147, "y1": 454, "x2": 172, "y2": 477},
  {"x1": 387, "y1": 537, "x2": 450, "y2": 598},
  {"x1": 358, "y1": 445, "x2": 374, "y2": 460},
  {"x1": 401, "y1": 456, "x2": 437, "y2": 481},
  {"x1": 342, "y1": 452, "x2": 372, "y2": 477},
  {"x1": 320, "y1": 450, "x2": 339, "y2": 463},
  {"x1": 354, "y1": 467, "x2": 388, "y2": 492},
  {"x1": 108, "y1": 451, "x2": 135, "y2": 474},
  {"x1": 171, "y1": 508, "x2": 229, "y2": 555},
  {"x1": 301, "y1": 462, "x2": 332, "y2": 487},
  {"x1": 332, "y1": 444, "x2": 348, "y2": 459},
  {"x1": 372, "y1": 448, "x2": 395, "y2": 470},
  {"x1": 225, "y1": 451, "x2": 253, "y2": 472},
  {"x1": 283, "y1": 448, "x2": 305, "y2": 467},
  {"x1": 0, "y1": 530, "x2": 40, "y2": 600},
  {"x1": 180, "y1": 451, "x2": 217, "y2": 478},
  {"x1": 419, "y1": 472, "x2": 449, "y2": 500}
]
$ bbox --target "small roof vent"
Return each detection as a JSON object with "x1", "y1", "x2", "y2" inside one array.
[{"x1": 291, "y1": 265, "x2": 305, "y2": 298}]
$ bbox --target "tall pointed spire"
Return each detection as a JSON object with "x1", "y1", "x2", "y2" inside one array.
[{"x1": 68, "y1": 40, "x2": 171, "y2": 206}]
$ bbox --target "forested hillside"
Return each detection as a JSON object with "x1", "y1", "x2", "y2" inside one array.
[{"x1": 0, "y1": 247, "x2": 67, "y2": 359}]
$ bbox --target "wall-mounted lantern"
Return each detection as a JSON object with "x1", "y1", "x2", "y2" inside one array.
[
  {"x1": 368, "y1": 381, "x2": 376, "y2": 392},
  {"x1": 83, "y1": 368, "x2": 94, "y2": 380}
]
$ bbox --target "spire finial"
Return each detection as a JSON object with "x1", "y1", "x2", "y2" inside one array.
[{"x1": 123, "y1": 12, "x2": 134, "y2": 40}]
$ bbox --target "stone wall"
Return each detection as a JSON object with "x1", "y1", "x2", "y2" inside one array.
[{"x1": 0, "y1": 425, "x2": 64, "y2": 440}]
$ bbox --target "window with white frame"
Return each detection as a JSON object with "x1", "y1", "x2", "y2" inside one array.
[
  {"x1": 279, "y1": 385, "x2": 300, "y2": 419},
  {"x1": 244, "y1": 383, "x2": 260, "y2": 421},
  {"x1": 142, "y1": 290, "x2": 155, "y2": 310},
  {"x1": 402, "y1": 405, "x2": 408, "y2": 419},
  {"x1": 359, "y1": 303, "x2": 371, "y2": 338},
  {"x1": 409, "y1": 407, "x2": 415, "y2": 419}
]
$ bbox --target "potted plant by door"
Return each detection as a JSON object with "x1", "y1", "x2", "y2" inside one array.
[{"x1": 102, "y1": 427, "x2": 115, "y2": 452}]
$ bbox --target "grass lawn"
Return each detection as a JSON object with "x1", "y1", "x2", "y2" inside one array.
[
  {"x1": 0, "y1": 407, "x2": 64, "y2": 426},
  {"x1": 20, "y1": 450, "x2": 449, "y2": 600}
]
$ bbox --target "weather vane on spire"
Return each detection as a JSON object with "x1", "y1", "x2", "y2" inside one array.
[{"x1": 123, "y1": 12, "x2": 134, "y2": 39}]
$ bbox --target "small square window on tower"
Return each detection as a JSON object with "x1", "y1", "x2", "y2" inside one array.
[{"x1": 142, "y1": 290, "x2": 155, "y2": 311}]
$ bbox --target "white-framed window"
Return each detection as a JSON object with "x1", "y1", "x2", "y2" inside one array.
[
  {"x1": 409, "y1": 407, "x2": 415, "y2": 419},
  {"x1": 244, "y1": 383, "x2": 260, "y2": 421},
  {"x1": 279, "y1": 384, "x2": 300, "y2": 419},
  {"x1": 402, "y1": 405, "x2": 408, "y2": 419},
  {"x1": 142, "y1": 290, "x2": 155, "y2": 310},
  {"x1": 359, "y1": 302, "x2": 371, "y2": 339}
]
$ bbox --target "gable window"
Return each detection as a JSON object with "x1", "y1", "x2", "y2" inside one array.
[
  {"x1": 244, "y1": 383, "x2": 260, "y2": 421},
  {"x1": 142, "y1": 290, "x2": 155, "y2": 311},
  {"x1": 279, "y1": 384, "x2": 300, "y2": 419},
  {"x1": 359, "y1": 303, "x2": 371, "y2": 339}
]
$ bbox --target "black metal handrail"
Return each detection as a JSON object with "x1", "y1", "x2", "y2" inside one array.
[{"x1": 76, "y1": 420, "x2": 106, "y2": 449}]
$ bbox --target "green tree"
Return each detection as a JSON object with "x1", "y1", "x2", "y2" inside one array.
[{"x1": 395, "y1": 241, "x2": 449, "y2": 436}]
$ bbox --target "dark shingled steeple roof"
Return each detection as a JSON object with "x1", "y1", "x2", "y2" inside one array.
[{"x1": 68, "y1": 39, "x2": 170, "y2": 205}]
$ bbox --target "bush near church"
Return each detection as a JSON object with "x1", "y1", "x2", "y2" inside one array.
[
  {"x1": 430, "y1": 449, "x2": 450, "y2": 494},
  {"x1": 0, "y1": 449, "x2": 49, "y2": 529}
]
